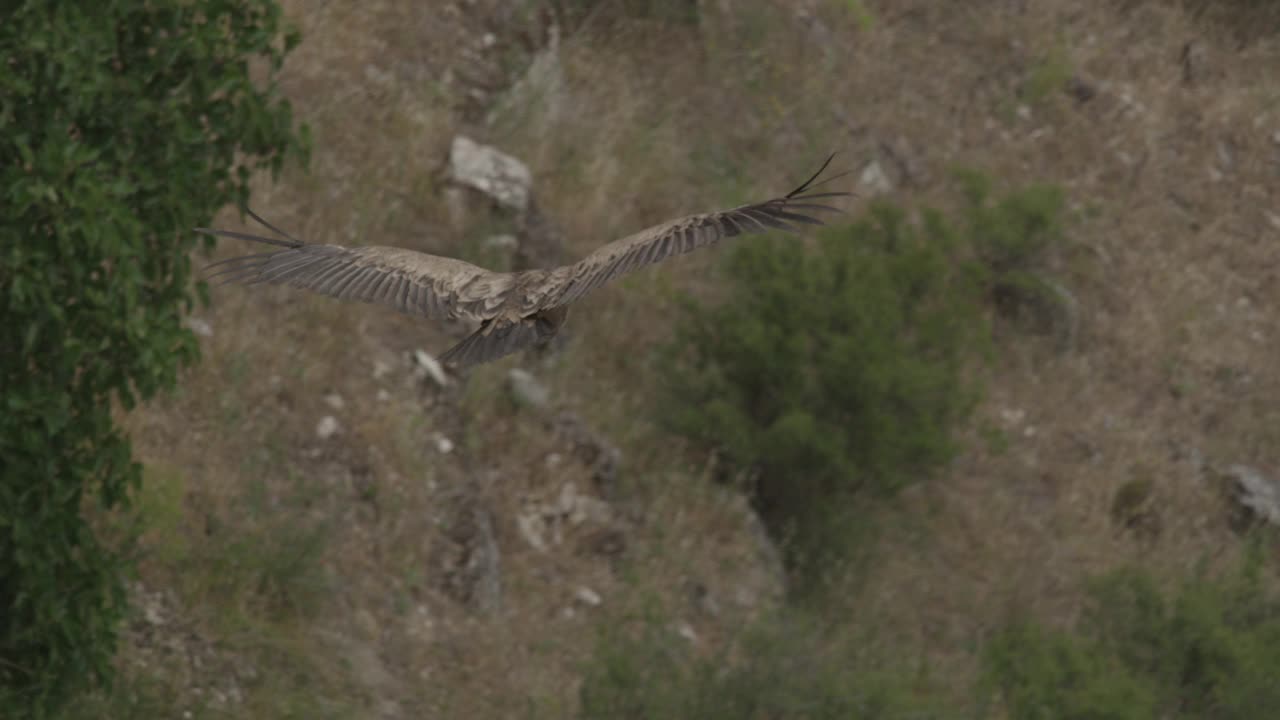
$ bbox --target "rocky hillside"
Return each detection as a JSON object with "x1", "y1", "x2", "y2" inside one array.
[{"x1": 93, "y1": 1, "x2": 1280, "y2": 717}]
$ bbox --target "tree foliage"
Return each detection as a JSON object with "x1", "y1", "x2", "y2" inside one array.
[{"x1": 0, "y1": 1, "x2": 307, "y2": 715}]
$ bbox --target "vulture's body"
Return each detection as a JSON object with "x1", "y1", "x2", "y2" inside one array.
[{"x1": 200, "y1": 156, "x2": 849, "y2": 368}]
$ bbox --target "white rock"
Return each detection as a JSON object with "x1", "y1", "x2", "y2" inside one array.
[
  {"x1": 372, "y1": 360, "x2": 393, "y2": 380},
  {"x1": 675, "y1": 621, "x2": 698, "y2": 644},
  {"x1": 569, "y1": 495, "x2": 613, "y2": 527},
  {"x1": 1000, "y1": 408, "x2": 1026, "y2": 425},
  {"x1": 1228, "y1": 465, "x2": 1280, "y2": 526},
  {"x1": 433, "y1": 433, "x2": 454, "y2": 454},
  {"x1": 316, "y1": 415, "x2": 340, "y2": 440},
  {"x1": 574, "y1": 586, "x2": 602, "y2": 607},
  {"x1": 377, "y1": 389, "x2": 391, "y2": 402},
  {"x1": 516, "y1": 512, "x2": 548, "y2": 552},
  {"x1": 858, "y1": 160, "x2": 893, "y2": 196},
  {"x1": 557, "y1": 482, "x2": 578, "y2": 515},
  {"x1": 184, "y1": 317, "x2": 213, "y2": 337},
  {"x1": 323, "y1": 393, "x2": 345, "y2": 410},
  {"x1": 448, "y1": 135, "x2": 532, "y2": 212},
  {"x1": 413, "y1": 349, "x2": 449, "y2": 387},
  {"x1": 144, "y1": 603, "x2": 164, "y2": 626},
  {"x1": 483, "y1": 234, "x2": 519, "y2": 251},
  {"x1": 507, "y1": 368, "x2": 550, "y2": 409}
]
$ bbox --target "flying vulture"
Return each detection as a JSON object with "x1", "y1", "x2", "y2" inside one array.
[{"x1": 199, "y1": 155, "x2": 849, "y2": 369}]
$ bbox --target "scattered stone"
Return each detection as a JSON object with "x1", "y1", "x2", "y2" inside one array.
[
  {"x1": 1226, "y1": 465, "x2": 1280, "y2": 526},
  {"x1": 483, "y1": 234, "x2": 519, "y2": 252},
  {"x1": 688, "y1": 581, "x2": 720, "y2": 617},
  {"x1": 143, "y1": 600, "x2": 166, "y2": 627},
  {"x1": 880, "y1": 136, "x2": 929, "y2": 188},
  {"x1": 550, "y1": 411, "x2": 622, "y2": 489},
  {"x1": 413, "y1": 349, "x2": 450, "y2": 387},
  {"x1": 184, "y1": 316, "x2": 213, "y2": 337},
  {"x1": 448, "y1": 135, "x2": 532, "y2": 212},
  {"x1": 1181, "y1": 40, "x2": 1207, "y2": 86},
  {"x1": 507, "y1": 368, "x2": 550, "y2": 409},
  {"x1": 1216, "y1": 139, "x2": 1235, "y2": 173},
  {"x1": 1000, "y1": 408, "x2": 1027, "y2": 425},
  {"x1": 433, "y1": 433, "x2": 455, "y2": 454},
  {"x1": 858, "y1": 160, "x2": 893, "y2": 196},
  {"x1": 372, "y1": 359, "x2": 393, "y2": 380},
  {"x1": 434, "y1": 496, "x2": 503, "y2": 613},
  {"x1": 675, "y1": 621, "x2": 698, "y2": 644},
  {"x1": 515, "y1": 480, "x2": 617, "y2": 554},
  {"x1": 316, "y1": 415, "x2": 340, "y2": 440},
  {"x1": 1015, "y1": 104, "x2": 1032, "y2": 121},
  {"x1": 487, "y1": 25, "x2": 565, "y2": 130},
  {"x1": 323, "y1": 393, "x2": 345, "y2": 411},
  {"x1": 516, "y1": 511, "x2": 548, "y2": 552},
  {"x1": 1066, "y1": 76, "x2": 1096, "y2": 103},
  {"x1": 377, "y1": 389, "x2": 391, "y2": 402},
  {"x1": 574, "y1": 586, "x2": 602, "y2": 607}
]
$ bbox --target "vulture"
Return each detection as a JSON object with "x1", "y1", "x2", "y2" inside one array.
[{"x1": 199, "y1": 155, "x2": 850, "y2": 369}]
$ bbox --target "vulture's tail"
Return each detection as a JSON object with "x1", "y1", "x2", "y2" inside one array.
[{"x1": 439, "y1": 318, "x2": 551, "y2": 369}]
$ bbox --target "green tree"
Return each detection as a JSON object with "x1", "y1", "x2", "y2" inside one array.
[{"x1": 0, "y1": 1, "x2": 308, "y2": 715}]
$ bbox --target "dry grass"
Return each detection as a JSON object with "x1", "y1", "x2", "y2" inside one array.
[{"x1": 109, "y1": 0, "x2": 1280, "y2": 715}]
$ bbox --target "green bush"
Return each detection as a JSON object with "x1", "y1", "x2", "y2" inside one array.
[
  {"x1": 954, "y1": 169, "x2": 1069, "y2": 342},
  {"x1": 982, "y1": 555, "x2": 1280, "y2": 719},
  {"x1": 579, "y1": 611, "x2": 939, "y2": 719},
  {"x1": 664, "y1": 180, "x2": 1062, "y2": 577},
  {"x1": 0, "y1": 1, "x2": 307, "y2": 716}
]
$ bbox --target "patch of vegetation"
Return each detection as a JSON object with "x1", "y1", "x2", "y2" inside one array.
[
  {"x1": 50, "y1": 670, "x2": 201, "y2": 720},
  {"x1": 1179, "y1": 0, "x2": 1280, "y2": 44},
  {"x1": 0, "y1": 1, "x2": 307, "y2": 716},
  {"x1": 1020, "y1": 46, "x2": 1074, "y2": 105},
  {"x1": 982, "y1": 552, "x2": 1280, "y2": 719},
  {"x1": 954, "y1": 168, "x2": 1070, "y2": 344},
  {"x1": 662, "y1": 173, "x2": 1064, "y2": 581},
  {"x1": 578, "y1": 610, "x2": 941, "y2": 719}
]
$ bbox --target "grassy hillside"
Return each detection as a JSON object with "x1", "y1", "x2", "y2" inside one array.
[{"x1": 82, "y1": 0, "x2": 1280, "y2": 716}]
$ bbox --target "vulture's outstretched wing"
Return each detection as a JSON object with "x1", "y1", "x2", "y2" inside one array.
[
  {"x1": 198, "y1": 212, "x2": 513, "y2": 323},
  {"x1": 531, "y1": 154, "x2": 850, "y2": 310}
]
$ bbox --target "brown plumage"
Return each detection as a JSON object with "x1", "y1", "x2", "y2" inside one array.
[{"x1": 199, "y1": 155, "x2": 850, "y2": 369}]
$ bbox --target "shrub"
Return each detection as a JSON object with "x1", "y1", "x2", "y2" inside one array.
[
  {"x1": 662, "y1": 173, "x2": 1065, "y2": 579},
  {"x1": 954, "y1": 168, "x2": 1069, "y2": 343},
  {"x1": 982, "y1": 554, "x2": 1280, "y2": 718},
  {"x1": 579, "y1": 610, "x2": 938, "y2": 719},
  {"x1": 0, "y1": 1, "x2": 307, "y2": 716}
]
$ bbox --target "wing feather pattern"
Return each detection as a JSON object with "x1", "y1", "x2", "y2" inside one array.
[
  {"x1": 198, "y1": 212, "x2": 511, "y2": 323},
  {"x1": 533, "y1": 154, "x2": 850, "y2": 310}
]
